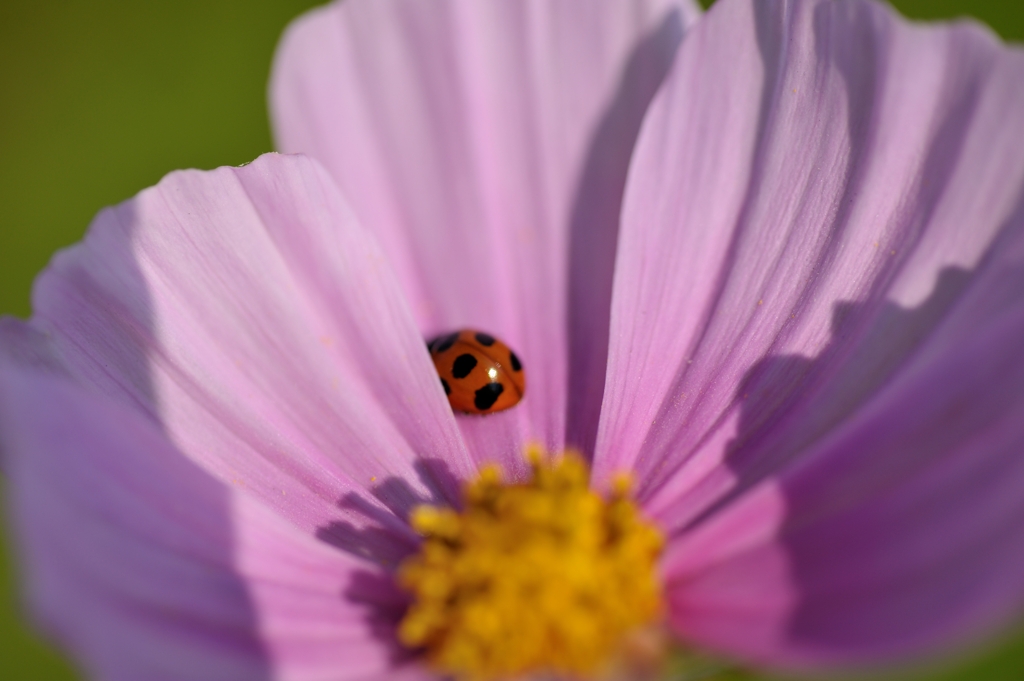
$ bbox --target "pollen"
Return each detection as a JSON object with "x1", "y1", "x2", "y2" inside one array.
[{"x1": 396, "y1": 448, "x2": 664, "y2": 680}]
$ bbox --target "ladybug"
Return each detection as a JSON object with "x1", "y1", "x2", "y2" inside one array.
[{"x1": 427, "y1": 329, "x2": 525, "y2": 414}]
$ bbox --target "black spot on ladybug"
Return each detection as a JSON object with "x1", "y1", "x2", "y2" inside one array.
[
  {"x1": 474, "y1": 382, "x2": 504, "y2": 410},
  {"x1": 440, "y1": 377, "x2": 451, "y2": 395},
  {"x1": 452, "y1": 353, "x2": 478, "y2": 379},
  {"x1": 475, "y1": 332, "x2": 496, "y2": 346},
  {"x1": 433, "y1": 332, "x2": 460, "y2": 353},
  {"x1": 509, "y1": 350, "x2": 522, "y2": 372}
]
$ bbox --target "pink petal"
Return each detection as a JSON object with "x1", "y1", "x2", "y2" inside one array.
[
  {"x1": 0, "y1": 322, "x2": 431, "y2": 681},
  {"x1": 30, "y1": 153, "x2": 474, "y2": 563},
  {"x1": 593, "y1": 0, "x2": 1024, "y2": 667},
  {"x1": 269, "y1": 0, "x2": 699, "y2": 466}
]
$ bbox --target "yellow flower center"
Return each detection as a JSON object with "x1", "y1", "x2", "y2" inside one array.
[{"x1": 396, "y1": 448, "x2": 665, "y2": 680}]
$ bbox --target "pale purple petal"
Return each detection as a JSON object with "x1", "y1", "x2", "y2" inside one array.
[
  {"x1": 270, "y1": 0, "x2": 699, "y2": 467},
  {"x1": 0, "y1": 322, "x2": 430, "y2": 681},
  {"x1": 592, "y1": 0, "x2": 1024, "y2": 667},
  {"x1": 663, "y1": 264, "x2": 1024, "y2": 666},
  {"x1": 599, "y1": 0, "x2": 1024, "y2": 513},
  {"x1": 30, "y1": 153, "x2": 474, "y2": 562}
]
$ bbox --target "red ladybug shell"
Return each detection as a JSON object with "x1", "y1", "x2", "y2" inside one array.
[{"x1": 427, "y1": 329, "x2": 525, "y2": 414}]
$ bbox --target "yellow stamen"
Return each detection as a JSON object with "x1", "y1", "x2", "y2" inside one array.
[{"x1": 397, "y1": 447, "x2": 664, "y2": 680}]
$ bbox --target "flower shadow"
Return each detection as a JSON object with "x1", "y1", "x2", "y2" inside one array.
[
  {"x1": 713, "y1": 3, "x2": 1023, "y2": 660},
  {"x1": 316, "y1": 457, "x2": 456, "y2": 565},
  {"x1": 316, "y1": 457, "x2": 461, "y2": 666},
  {"x1": 724, "y1": 265, "x2": 974, "y2": 505},
  {"x1": 566, "y1": 6, "x2": 687, "y2": 458},
  {"x1": 712, "y1": 263, "x2": 985, "y2": 665},
  {"x1": 5, "y1": 198, "x2": 277, "y2": 676}
]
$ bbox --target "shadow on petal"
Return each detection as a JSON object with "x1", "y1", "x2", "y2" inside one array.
[
  {"x1": 722, "y1": 265, "x2": 974, "y2": 500},
  {"x1": 8, "y1": 197, "x2": 276, "y2": 678},
  {"x1": 566, "y1": 7, "x2": 687, "y2": 460},
  {"x1": 315, "y1": 457, "x2": 459, "y2": 564},
  {"x1": 342, "y1": 570, "x2": 418, "y2": 668},
  {"x1": 717, "y1": 262, "x2": 1024, "y2": 666},
  {"x1": 317, "y1": 457, "x2": 463, "y2": 666}
]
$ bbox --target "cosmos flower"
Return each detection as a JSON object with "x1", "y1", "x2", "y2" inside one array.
[{"x1": 2, "y1": 0, "x2": 1024, "y2": 678}]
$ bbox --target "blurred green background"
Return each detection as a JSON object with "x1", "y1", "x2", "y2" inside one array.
[{"x1": 0, "y1": 0, "x2": 1021, "y2": 679}]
